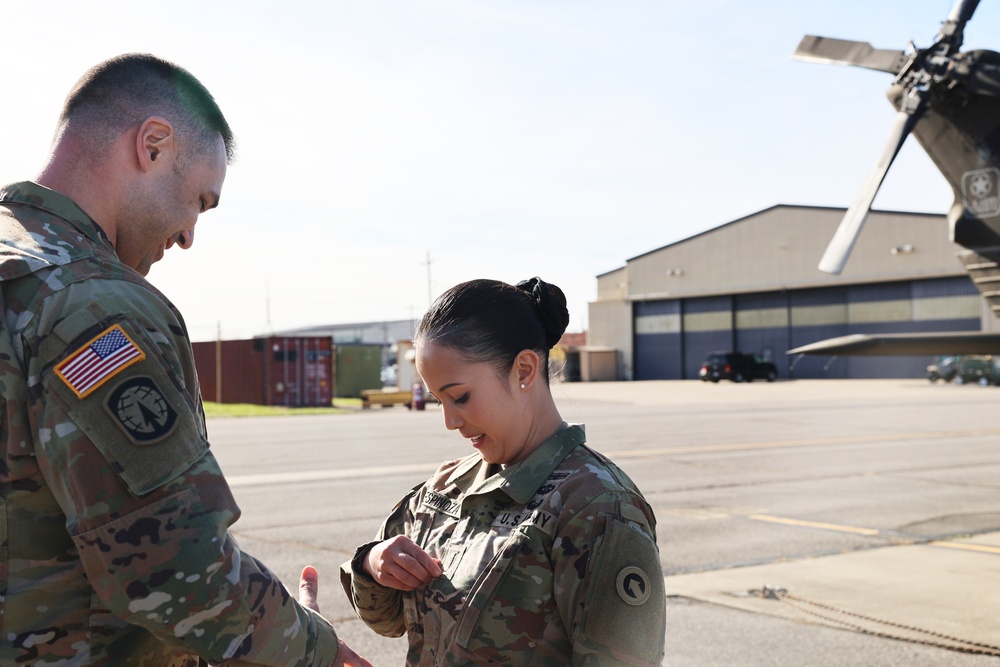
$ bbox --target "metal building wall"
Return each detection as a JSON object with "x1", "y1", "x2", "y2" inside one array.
[
  {"x1": 625, "y1": 207, "x2": 962, "y2": 303},
  {"x1": 590, "y1": 206, "x2": 985, "y2": 380},
  {"x1": 629, "y1": 277, "x2": 981, "y2": 380},
  {"x1": 589, "y1": 298, "x2": 633, "y2": 380}
]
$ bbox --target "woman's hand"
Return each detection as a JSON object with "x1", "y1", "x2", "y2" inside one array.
[{"x1": 364, "y1": 535, "x2": 442, "y2": 590}]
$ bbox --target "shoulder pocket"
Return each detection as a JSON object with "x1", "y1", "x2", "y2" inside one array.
[
  {"x1": 43, "y1": 317, "x2": 206, "y2": 497},
  {"x1": 580, "y1": 517, "x2": 665, "y2": 665}
]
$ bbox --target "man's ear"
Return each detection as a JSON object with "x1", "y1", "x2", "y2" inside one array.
[
  {"x1": 513, "y1": 349, "x2": 541, "y2": 390},
  {"x1": 135, "y1": 116, "x2": 175, "y2": 172}
]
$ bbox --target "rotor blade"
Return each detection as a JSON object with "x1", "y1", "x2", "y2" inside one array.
[
  {"x1": 793, "y1": 36, "x2": 907, "y2": 74},
  {"x1": 946, "y1": 0, "x2": 980, "y2": 27},
  {"x1": 937, "y1": 0, "x2": 981, "y2": 51},
  {"x1": 818, "y1": 110, "x2": 918, "y2": 274}
]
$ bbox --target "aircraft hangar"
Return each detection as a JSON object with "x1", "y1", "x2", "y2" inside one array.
[{"x1": 587, "y1": 204, "x2": 999, "y2": 381}]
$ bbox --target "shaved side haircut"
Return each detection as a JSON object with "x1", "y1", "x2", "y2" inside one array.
[{"x1": 58, "y1": 53, "x2": 235, "y2": 163}]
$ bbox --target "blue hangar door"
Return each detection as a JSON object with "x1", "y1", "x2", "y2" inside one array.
[
  {"x1": 633, "y1": 300, "x2": 683, "y2": 380},
  {"x1": 733, "y1": 292, "x2": 790, "y2": 379}
]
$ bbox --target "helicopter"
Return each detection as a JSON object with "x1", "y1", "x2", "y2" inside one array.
[{"x1": 788, "y1": 0, "x2": 1000, "y2": 357}]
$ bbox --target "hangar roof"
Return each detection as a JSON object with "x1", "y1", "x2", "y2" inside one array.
[{"x1": 620, "y1": 204, "x2": 961, "y2": 302}]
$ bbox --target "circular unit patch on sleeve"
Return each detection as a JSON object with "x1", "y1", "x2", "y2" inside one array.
[
  {"x1": 105, "y1": 376, "x2": 179, "y2": 444},
  {"x1": 616, "y1": 566, "x2": 652, "y2": 606}
]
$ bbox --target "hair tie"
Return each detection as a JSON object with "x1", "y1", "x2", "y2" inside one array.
[
  {"x1": 516, "y1": 276, "x2": 549, "y2": 312},
  {"x1": 516, "y1": 276, "x2": 565, "y2": 347}
]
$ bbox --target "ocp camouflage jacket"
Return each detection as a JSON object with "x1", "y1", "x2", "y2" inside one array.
[
  {"x1": 341, "y1": 424, "x2": 666, "y2": 666},
  {"x1": 0, "y1": 181, "x2": 340, "y2": 666}
]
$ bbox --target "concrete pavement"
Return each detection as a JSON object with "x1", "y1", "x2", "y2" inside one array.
[
  {"x1": 208, "y1": 379, "x2": 1000, "y2": 665},
  {"x1": 666, "y1": 530, "x2": 1000, "y2": 658}
]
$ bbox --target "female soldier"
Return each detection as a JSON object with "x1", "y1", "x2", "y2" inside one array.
[{"x1": 340, "y1": 277, "x2": 665, "y2": 666}]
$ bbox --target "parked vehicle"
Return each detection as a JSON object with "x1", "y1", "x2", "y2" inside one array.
[
  {"x1": 951, "y1": 355, "x2": 996, "y2": 387},
  {"x1": 926, "y1": 355, "x2": 960, "y2": 383},
  {"x1": 927, "y1": 355, "x2": 998, "y2": 386},
  {"x1": 700, "y1": 352, "x2": 777, "y2": 383}
]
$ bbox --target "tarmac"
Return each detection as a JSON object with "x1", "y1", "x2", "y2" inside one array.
[
  {"x1": 210, "y1": 379, "x2": 1000, "y2": 665},
  {"x1": 665, "y1": 529, "x2": 1000, "y2": 660}
]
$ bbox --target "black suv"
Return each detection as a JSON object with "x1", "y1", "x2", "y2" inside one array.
[{"x1": 700, "y1": 352, "x2": 777, "y2": 383}]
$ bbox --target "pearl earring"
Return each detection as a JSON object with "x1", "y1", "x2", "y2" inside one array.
[{"x1": 520, "y1": 383, "x2": 525, "y2": 389}]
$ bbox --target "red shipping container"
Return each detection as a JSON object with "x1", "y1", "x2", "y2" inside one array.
[{"x1": 191, "y1": 336, "x2": 334, "y2": 407}]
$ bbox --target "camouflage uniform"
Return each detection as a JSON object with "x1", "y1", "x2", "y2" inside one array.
[
  {"x1": 341, "y1": 424, "x2": 665, "y2": 666},
  {"x1": 0, "y1": 182, "x2": 341, "y2": 666}
]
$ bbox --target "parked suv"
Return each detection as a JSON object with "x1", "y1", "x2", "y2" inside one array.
[{"x1": 700, "y1": 352, "x2": 778, "y2": 383}]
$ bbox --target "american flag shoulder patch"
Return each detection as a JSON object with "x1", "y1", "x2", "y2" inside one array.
[{"x1": 56, "y1": 324, "x2": 146, "y2": 399}]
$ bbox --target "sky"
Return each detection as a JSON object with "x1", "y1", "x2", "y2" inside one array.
[{"x1": 3, "y1": 0, "x2": 998, "y2": 342}]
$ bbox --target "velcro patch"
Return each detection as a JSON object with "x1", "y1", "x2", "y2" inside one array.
[
  {"x1": 56, "y1": 324, "x2": 145, "y2": 398},
  {"x1": 104, "y1": 376, "x2": 178, "y2": 445},
  {"x1": 616, "y1": 566, "x2": 652, "y2": 605},
  {"x1": 582, "y1": 517, "x2": 665, "y2": 663}
]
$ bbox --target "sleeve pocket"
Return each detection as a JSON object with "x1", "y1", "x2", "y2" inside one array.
[
  {"x1": 579, "y1": 518, "x2": 665, "y2": 665},
  {"x1": 72, "y1": 487, "x2": 252, "y2": 656},
  {"x1": 43, "y1": 317, "x2": 207, "y2": 497}
]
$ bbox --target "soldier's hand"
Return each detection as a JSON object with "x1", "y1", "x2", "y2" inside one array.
[
  {"x1": 364, "y1": 535, "x2": 442, "y2": 590},
  {"x1": 334, "y1": 639, "x2": 375, "y2": 667},
  {"x1": 299, "y1": 564, "x2": 321, "y2": 612},
  {"x1": 298, "y1": 567, "x2": 375, "y2": 667}
]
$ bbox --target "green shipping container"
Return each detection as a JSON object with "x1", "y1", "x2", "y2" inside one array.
[{"x1": 335, "y1": 344, "x2": 383, "y2": 398}]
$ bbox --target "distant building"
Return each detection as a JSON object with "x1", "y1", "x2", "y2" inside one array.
[
  {"x1": 588, "y1": 205, "x2": 996, "y2": 381},
  {"x1": 272, "y1": 319, "x2": 418, "y2": 367},
  {"x1": 273, "y1": 318, "x2": 417, "y2": 347}
]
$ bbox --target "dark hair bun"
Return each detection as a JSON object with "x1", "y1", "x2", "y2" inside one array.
[{"x1": 516, "y1": 277, "x2": 570, "y2": 348}]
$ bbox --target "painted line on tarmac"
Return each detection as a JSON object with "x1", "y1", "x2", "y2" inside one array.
[
  {"x1": 749, "y1": 514, "x2": 1000, "y2": 556},
  {"x1": 748, "y1": 514, "x2": 881, "y2": 536},
  {"x1": 227, "y1": 462, "x2": 438, "y2": 487},
  {"x1": 929, "y1": 540, "x2": 1000, "y2": 555},
  {"x1": 227, "y1": 427, "x2": 1000, "y2": 487},
  {"x1": 611, "y1": 428, "x2": 1000, "y2": 458}
]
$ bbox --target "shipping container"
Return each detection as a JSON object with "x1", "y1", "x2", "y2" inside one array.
[
  {"x1": 335, "y1": 344, "x2": 383, "y2": 398},
  {"x1": 191, "y1": 336, "x2": 334, "y2": 407}
]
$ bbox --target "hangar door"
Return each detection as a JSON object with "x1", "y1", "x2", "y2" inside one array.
[
  {"x1": 631, "y1": 277, "x2": 979, "y2": 380},
  {"x1": 733, "y1": 292, "x2": 790, "y2": 378},
  {"x1": 633, "y1": 300, "x2": 682, "y2": 380},
  {"x1": 682, "y1": 296, "x2": 734, "y2": 379}
]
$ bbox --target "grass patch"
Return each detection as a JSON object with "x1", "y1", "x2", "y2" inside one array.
[{"x1": 203, "y1": 399, "x2": 361, "y2": 418}]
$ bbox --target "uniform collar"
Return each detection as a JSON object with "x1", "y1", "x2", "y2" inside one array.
[
  {"x1": 0, "y1": 181, "x2": 114, "y2": 250},
  {"x1": 476, "y1": 423, "x2": 586, "y2": 504}
]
